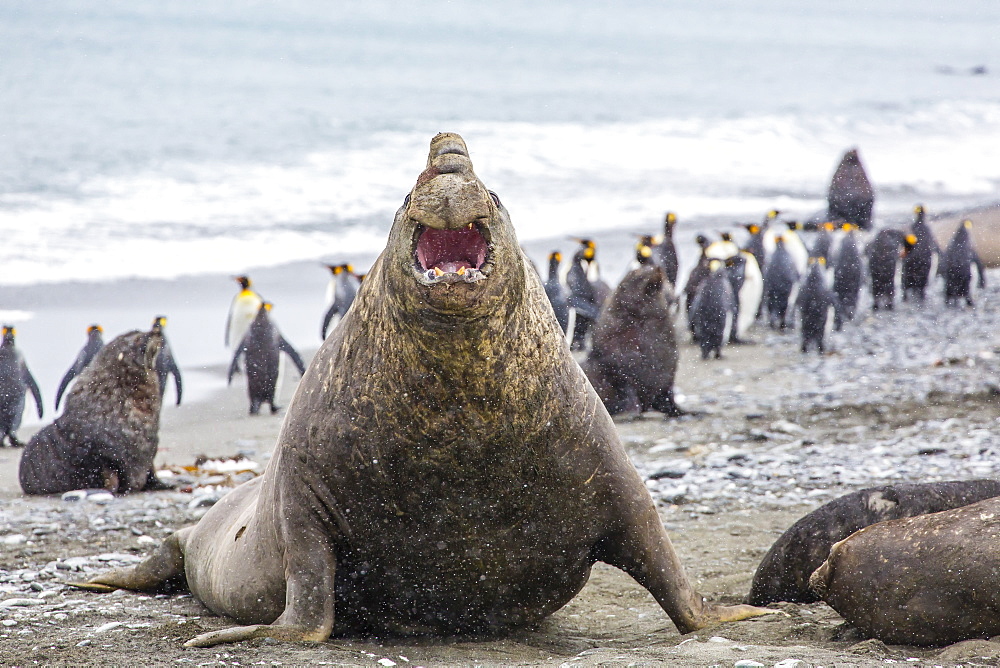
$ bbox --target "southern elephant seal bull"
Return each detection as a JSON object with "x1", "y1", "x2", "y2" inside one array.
[{"x1": 77, "y1": 133, "x2": 770, "y2": 647}]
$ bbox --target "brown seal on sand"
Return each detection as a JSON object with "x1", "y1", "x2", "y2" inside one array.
[
  {"x1": 582, "y1": 260, "x2": 683, "y2": 416},
  {"x1": 810, "y1": 494, "x2": 1000, "y2": 646},
  {"x1": 747, "y1": 479, "x2": 1000, "y2": 606},
  {"x1": 75, "y1": 133, "x2": 770, "y2": 647},
  {"x1": 19, "y1": 327, "x2": 165, "y2": 495}
]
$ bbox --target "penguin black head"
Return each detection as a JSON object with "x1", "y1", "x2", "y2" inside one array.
[
  {"x1": 664, "y1": 212, "x2": 677, "y2": 227},
  {"x1": 1, "y1": 326, "x2": 14, "y2": 344},
  {"x1": 343, "y1": 263, "x2": 355, "y2": 274},
  {"x1": 635, "y1": 241, "x2": 654, "y2": 265},
  {"x1": 151, "y1": 316, "x2": 168, "y2": 333},
  {"x1": 913, "y1": 204, "x2": 925, "y2": 220},
  {"x1": 784, "y1": 221, "x2": 801, "y2": 231},
  {"x1": 234, "y1": 276, "x2": 252, "y2": 291},
  {"x1": 720, "y1": 232, "x2": 734, "y2": 243},
  {"x1": 324, "y1": 264, "x2": 342, "y2": 276},
  {"x1": 569, "y1": 237, "x2": 597, "y2": 261},
  {"x1": 963, "y1": 219, "x2": 973, "y2": 229},
  {"x1": 744, "y1": 223, "x2": 761, "y2": 235},
  {"x1": 695, "y1": 234, "x2": 710, "y2": 248},
  {"x1": 548, "y1": 251, "x2": 562, "y2": 263},
  {"x1": 87, "y1": 324, "x2": 103, "y2": 335},
  {"x1": 766, "y1": 209, "x2": 781, "y2": 221}
]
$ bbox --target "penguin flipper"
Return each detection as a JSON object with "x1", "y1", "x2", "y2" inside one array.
[
  {"x1": 25, "y1": 368, "x2": 43, "y2": 419},
  {"x1": 170, "y1": 362, "x2": 183, "y2": 405},
  {"x1": 567, "y1": 295, "x2": 600, "y2": 320},
  {"x1": 974, "y1": 252, "x2": 987, "y2": 288},
  {"x1": 279, "y1": 337, "x2": 307, "y2": 376},
  {"x1": 227, "y1": 345, "x2": 245, "y2": 385},
  {"x1": 320, "y1": 302, "x2": 339, "y2": 340},
  {"x1": 54, "y1": 368, "x2": 78, "y2": 410}
]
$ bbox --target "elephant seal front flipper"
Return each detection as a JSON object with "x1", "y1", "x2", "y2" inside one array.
[{"x1": 81, "y1": 133, "x2": 773, "y2": 648}]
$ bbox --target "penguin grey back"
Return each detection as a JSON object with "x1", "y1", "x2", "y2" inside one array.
[
  {"x1": 690, "y1": 262, "x2": 735, "y2": 359},
  {"x1": 795, "y1": 261, "x2": 837, "y2": 354},
  {"x1": 942, "y1": 220, "x2": 986, "y2": 307},
  {"x1": 763, "y1": 240, "x2": 800, "y2": 329},
  {"x1": 0, "y1": 326, "x2": 43, "y2": 446}
]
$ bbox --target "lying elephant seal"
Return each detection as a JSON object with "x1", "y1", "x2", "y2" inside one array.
[
  {"x1": 810, "y1": 495, "x2": 1000, "y2": 645},
  {"x1": 747, "y1": 479, "x2": 1000, "y2": 606},
  {"x1": 76, "y1": 133, "x2": 770, "y2": 647},
  {"x1": 19, "y1": 326, "x2": 165, "y2": 495}
]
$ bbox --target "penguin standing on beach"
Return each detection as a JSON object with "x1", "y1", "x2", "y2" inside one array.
[
  {"x1": 151, "y1": 316, "x2": 182, "y2": 405},
  {"x1": 794, "y1": 258, "x2": 838, "y2": 354},
  {"x1": 763, "y1": 236, "x2": 801, "y2": 330},
  {"x1": 543, "y1": 251, "x2": 570, "y2": 333},
  {"x1": 682, "y1": 234, "x2": 713, "y2": 331},
  {"x1": 320, "y1": 264, "x2": 361, "y2": 339},
  {"x1": 225, "y1": 276, "x2": 264, "y2": 370},
  {"x1": 832, "y1": 224, "x2": 865, "y2": 328},
  {"x1": 901, "y1": 205, "x2": 940, "y2": 302},
  {"x1": 566, "y1": 239, "x2": 606, "y2": 351},
  {"x1": 228, "y1": 303, "x2": 306, "y2": 415},
  {"x1": 724, "y1": 251, "x2": 763, "y2": 343},
  {"x1": 690, "y1": 259, "x2": 736, "y2": 359},
  {"x1": 0, "y1": 326, "x2": 43, "y2": 446},
  {"x1": 941, "y1": 219, "x2": 987, "y2": 307},
  {"x1": 54, "y1": 324, "x2": 104, "y2": 410},
  {"x1": 827, "y1": 148, "x2": 875, "y2": 230},
  {"x1": 866, "y1": 229, "x2": 910, "y2": 311},
  {"x1": 809, "y1": 222, "x2": 837, "y2": 263},
  {"x1": 742, "y1": 221, "x2": 768, "y2": 273},
  {"x1": 653, "y1": 212, "x2": 680, "y2": 286}
]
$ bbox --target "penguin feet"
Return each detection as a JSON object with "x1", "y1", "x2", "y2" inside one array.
[
  {"x1": 6, "y1": 433, "x2": 23, "y2": 448},
  {"x1": 270, "y1": 404, "x2": 281, "y2": 415}
]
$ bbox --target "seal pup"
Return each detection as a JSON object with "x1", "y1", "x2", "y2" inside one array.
[
  {"x1": 0, "y1": 326, "x2": 43, "y2": 447},
  {"x1": 76, "y1": 132, "x2": 770, "y2": 648},
  {"x1": 690, "y1": 259, "x2": 735, "y2": 359},
  {"x1": 543, "y1": 251, "x2": 570, "y2": 333},
  {"x1": 810, "y1": 494, "x2": 1000, "y2": 645},
  {"x1": 794, "y1": 258, "x2": 838, "y2": 354},
  {"x1": 225, "y1": 275, "x2": 263, "y2": 369},
  {"x1": 762, "y1": 236, "x2": 800, "y2": 330},
  {"x1": 18, "y1": 327, "x2": 165, "y2": 495},
  {"x1": 151, "y1": 316, "x2": 182, "y2": 406},
  {"x1": 321, "y1": 264, "x2": 361, "y2": 339},
  {"x1": 866, "y1": 228, "x2": 910, "y2": 310},
  {"x1": 54, "y1": 324, "x2": 104, "y2": 410},
  {"x1": 228, "y1": 303, "x2": 305, "y2": 415},
  {"x1": 832, "y1": 223, "x2": 864, "y2": 328},
  {"x1": 653, "y1": 211, "x2": 679, "y2": 286},
  {"x1": 746, "y1": 479, "x2": 1000, "y2": 606},
  {"x1": 827, "y1": 148, "x2": 875, "y2": 230},
  {"x1": 941, "y1": 219, "x2": 986, "y2": 307},
  {"x1": 901, "y1": 204, "x2": 940, "y2": 302},
  {"x1": 583, "y1": 252, "x2": 683, "y2": 416}
]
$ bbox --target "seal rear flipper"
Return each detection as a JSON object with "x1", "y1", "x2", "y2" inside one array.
[{"x1": 70, "y1": 529, "x2": 190, "y2": 593}]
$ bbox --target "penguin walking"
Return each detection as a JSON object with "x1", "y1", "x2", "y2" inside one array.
[
  {"x1": 827, "y1": 147, "x2": 875, "y2": 230},
  {"x1": 794, "y1": 258, "x2": 839, "y2": 354},
  {"x1": 54, "y1": 324, "x2": 104, "y2": 410},
  {"x1": 151, "y1": 316, "x2": 182, "y2": 405},
  {"x1": 866, "y1": 229, "x2": 910, "y2": 311},
  {"x1": 941, "y1": 219, "x2": 987, "y2": 307},
  {"x1": 321, "y1": 264, "x2": 361, "y2": 339},
  {"x1": 689, "y1": 259, "x2": 736, "y2": 359},
  {"x1": 653, "y1": 212, "x2": 679, "y2": 286},
  {"x1": 0, "y1": 326, "x2": 43, "y2": 446},
  {"x1": 763, "y1": 236, "x2": 801, "y2": 330},
  {"x1": 832, "y1": 224, "x2": 865, "y2": 328},
  {"x1": 682, "y1": 234, "x2": 713, "y2": 334},
  {"x1": 228, "y1": 303, "x2": 306, "y2": 415},
  {"x1": 725, "y1": 251, "x2": 763, "y2": 343},
  {"x1": 543, "y1": 251, "x2": 570, "y2": 333},
  {"x1": 225, "y1": 276, "x2": 264, "y2": 370},
  {"x1": 901, "y1": 205, "x2": 941, "y2": 302},
  {"x1": 566, "y1": 239, "x2": 606, "y2": 351}
]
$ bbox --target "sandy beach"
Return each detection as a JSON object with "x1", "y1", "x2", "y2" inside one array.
[{"x1": 3, "y1": 217, "x2": 1000, "y2": 666}]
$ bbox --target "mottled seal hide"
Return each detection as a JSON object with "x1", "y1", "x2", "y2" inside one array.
[
  {"x1": 747, "y1": 479, "x2": 1000, "y2": 606},
  {"x1": 78, "y1": 133, "x2": 768, "y2": 648},
  {"x1": 582, "y1": 263, "x2": 682, "y2": 416},
  {"x1": 19, "y1": 328, "x2": 164, "y2": 495},
  {"x1": 811, "y1": 494, "x2": 1000, "y2": 645}
]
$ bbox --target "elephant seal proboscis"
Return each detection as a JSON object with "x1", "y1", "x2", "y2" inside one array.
[
  {"x1": 75, "y1": 133, "x2": 771, "y2": 647},
  {"x1": 19, "y1": 326, "x2": 165, "y2": 495},
  {"x1": 747, "y1": 479, "x2": 1000, "y2": 606},
  {"x1": 810, "y1": 493, "x2": 1000, "y2": 645}
]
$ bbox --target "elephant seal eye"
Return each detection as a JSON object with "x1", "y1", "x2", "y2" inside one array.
[{"x1": 488, "y1": 191, "x2": 501, "y2": 207}]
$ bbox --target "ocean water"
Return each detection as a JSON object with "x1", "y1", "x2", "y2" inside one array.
[{"x1": 1, "y1": 0, "x2": 999, "y2": 287}]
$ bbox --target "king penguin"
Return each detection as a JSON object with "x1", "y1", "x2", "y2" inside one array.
[
  {"x1": 151, "y1": 316, "x2": 183, "y2": 405},
  {"x1": 225, "y1": 275, "x2": 264, "y2": 369},
  {"x1": 320, "y1": 264, "x2": 361, "y2": 339},
  {"x1": 543, "y1": 251, "x2": 570, "y2": 333},
  {"x1": 832, "y1": 224, "x2": 864, "y2": 328},
  {"x1": 54, "y1": 324, "x2": 104, "y2": 410},
  {"x1": 794, "y1": 258, "x2": 838, "y2": 354},
  {"x1": 725, "y1": 251, "x2": 763, "y2": 343},
  {"x1": 0, "y1": 326, "x2": 43, "y2": 447},
  {"x1": 228, "y1": 303, "x2": 306, "y2": 415},
  {"x1": 653, "y1": 212, "x2": 680, "y2": 286},
  {"x1": 867, "y1": 229, "x2": 909, "y2": 311},
  {"x1": 901, "y1": 204, "x2": 940, "y2": 303},
  {"x1": 682, "y1": 234, "x2": 713, "y2": 332},
  {"x1": 941, "y1": 219, "x2": 987, "y2": 307},
  {"x1": 689, "y1": 259, "x2": 736, "y2": 359},
  {"x1": 566, "y1": 239, "x2": 608, "y2": 351},
  {"x1": 763, "y1": 236, "x2": 800, "y2": 330}
]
